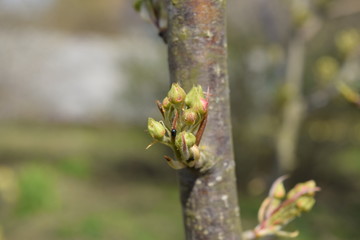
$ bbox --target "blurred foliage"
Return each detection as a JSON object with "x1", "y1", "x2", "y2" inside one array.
[
  {"x1": 0, "y1": 166, "x2": 18, "y2": 205},
  {"x1": 57, "y1": 215, "x2": 104, "y2": 240},
  {"x1": 335, "y1": 29, "x2": 360, "y2": 56},
  {"x1": 58, "y1": 156, "x2": 92, "y2": 179},
  {"x1": 0, "y1": 121, "x2": 358, "y2": 239},
  {"x1": 314, "y1": 56, "x2": 339, "y2": 84},
  {"x1": 16, "y1": 164, "x2": 58, "y2": 216},
  {"x1": 332, "y1": 148, "x2": 360, "y2": 177},
  {"x1": 0, "y1": 0, "x2": 360, "y2": 239}
]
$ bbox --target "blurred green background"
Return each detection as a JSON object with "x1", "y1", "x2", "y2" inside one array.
[{"x1": 0, "y1": 0, "x2": 359, "y2": 239}]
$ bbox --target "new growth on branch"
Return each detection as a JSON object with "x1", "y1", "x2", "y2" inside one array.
[
  {"x1": 147, "y1": 83, "x2": 212, "y2": 171},
  {"x1": 243, "y1": 176, "x2": 321, "y2": 239}
]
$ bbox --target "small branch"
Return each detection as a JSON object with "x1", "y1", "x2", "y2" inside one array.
[{"x1": 243, "y1": 177, "x2": 320, "y2": 239}]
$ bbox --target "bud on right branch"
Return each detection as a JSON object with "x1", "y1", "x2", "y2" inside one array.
[{"x1": 243, "y1": 176, "x2": 320, "y2": 239}]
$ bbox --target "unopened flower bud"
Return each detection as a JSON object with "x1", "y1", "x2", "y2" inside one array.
[
  {"x1": 190, "y1": 145, "x2": 200, "y2": 161},
  {"x1": 200, "y1": 98, "x2": 208, "y2": 113},
  {"x1": 304, "y1": 180, "x2": 316, "y2": 196},
  {"x1": 175, "y1": 131, "x2": 196, "y2": 150},
  {"x1": 192, "y1": 98, "x2": 208, "y2": 115},
  {"x1": 185, "y1": 85, "x2": 204, "y2": 107},
  {"x1": 168, "y1": 83, "x2": 186, "y2": 105},
  {"x1": 296, "y1": 196, "x2": 315, "y2": 212},
  {"x1": 148, "y1": 118, "x2": 165, "y2": 140},
  {"x1": 304, "y1": 180, "x2": 316, "y2": 188},
  {"x1": 273, "y1": 182, "x2": 286, "y2": 199},
  {"x1": 162, "y1": 97, "x2": 171, "y2": 109},
  {"x1": 183, "y1": 109, "x2": 197, "y2": 125},
  {"x1": 287, "y1": 183, "x2": 303, "y2": 199},
  {"x1": 287, "y1": 180, "x2": 317, "y2": 199}
]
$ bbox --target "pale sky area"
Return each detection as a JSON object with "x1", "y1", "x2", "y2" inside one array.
[{"x1": 0, "y1": 0, "x2": 54, "y2": 12}]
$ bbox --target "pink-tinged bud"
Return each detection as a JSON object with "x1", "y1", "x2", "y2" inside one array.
[
  {"x1": 287, "y1": 183, "x2": 304, "y2": 199},
  {"x1": 175, "y1": 131, "x2": 196, "y2": 150},
  {"x1": 168, "y1": 83, "x2": 186, "y2": 105},
  {"x1": 200, "y1": 97, "x2": 208, "y2": 113},
  {"x1": 183, "y1": 109, "x2": 197, "y2": 125},
  {"x1": 147, "y1": 118, "x2": 165, "y2": 140},
  {"x1": 192, "y1": 97, "x2": 208, "y2": 115},
  {"x1": 287, "y1": 180, "x2": 318, "y2": 199},
  {"x1": 162, "y1": 97, "x2": 171, "y2": 109}
]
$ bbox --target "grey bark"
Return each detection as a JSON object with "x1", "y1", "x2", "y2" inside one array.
[{"x1": 166, "y1": 0, "x2": 242, "y2": 239}]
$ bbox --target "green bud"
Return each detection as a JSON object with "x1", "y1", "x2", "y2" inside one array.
[
  {"x1": 296, "y1": 196, "x2": 315, "y2": 212},
  {"x1": 183, "y1": 109, "x2": 197, "y2": 125},
  {"x1": 162, "y1": 97, "x2": 171, "y2": 109},
  {"x1": 168, "y1": 83, "x2": 186, "y2": 105},
  {"x1": 273, "y1": 182, "x2": 286, "y2": 199},
  {"x1": 175, "y1": 131, "x2": 196, "y2": 150},
  {"x1": 287, "y1": 183, "x2": 302, "y2": 199},
  {"x1": 303, "y1": 180, "x2": 316, "y2": 196},
  {"x1": 148, "y1": 118, "x2": 166, "y2": 140},
  {"x1": 185, "y1": 85, "x2": 204, "y2": 107}
]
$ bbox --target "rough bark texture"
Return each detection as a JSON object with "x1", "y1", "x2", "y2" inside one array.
[{"x1": 167, "y1": 0, "x2": 242, "y2": 239}]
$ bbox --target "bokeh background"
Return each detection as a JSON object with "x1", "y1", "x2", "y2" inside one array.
[{"x1": 0, "y1": 0, "x2": 359, "y2": 239}]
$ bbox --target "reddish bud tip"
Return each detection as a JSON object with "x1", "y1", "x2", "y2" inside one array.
[
  {"x1": 183, "y1": 109, "x2": 197, "y2": 125},
  {"x1": 168, "y1": 83, "x2": 186, "y2": 105}
]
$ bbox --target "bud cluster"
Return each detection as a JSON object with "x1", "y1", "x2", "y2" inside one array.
[
  {"x1": 147, "y1": 83, "x2": 209, "y2": 170},
  {"x1": 243, "y1": 176, "x2": 320, "y2": 239}
]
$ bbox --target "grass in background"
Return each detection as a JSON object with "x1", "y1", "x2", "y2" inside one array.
[{"x1": 0, "y1": 122, "x2": 359, "y2": 240}]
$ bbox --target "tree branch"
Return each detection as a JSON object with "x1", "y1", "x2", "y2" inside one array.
[{"x1": 167, "y1": 0, "x2": 243, "y2": 239}]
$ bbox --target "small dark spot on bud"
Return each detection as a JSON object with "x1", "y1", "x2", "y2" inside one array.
[{"x1": 187, "y1": 156, "x2": 194, "y2": 163}]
